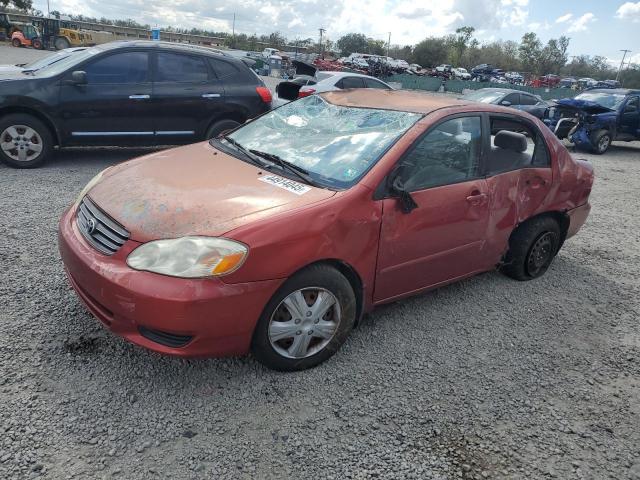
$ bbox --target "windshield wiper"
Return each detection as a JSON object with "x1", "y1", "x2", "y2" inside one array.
[
  {"x1": 220, "y1": 136, "x2": 267, "y2": 168},
  {"x1": 249, "y1": 149, "x2": 320, "y2": 187}
]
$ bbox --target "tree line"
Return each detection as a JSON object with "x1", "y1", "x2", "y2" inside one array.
[{"x1": 3, "y1": 0, "x2": 638, "y2": 87}]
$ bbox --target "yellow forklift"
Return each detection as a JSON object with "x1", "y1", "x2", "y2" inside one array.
[{"x1": 31, "y1": 18, "x2": 94, "y2": 50}]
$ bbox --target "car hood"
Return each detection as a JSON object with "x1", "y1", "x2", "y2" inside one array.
[
  {"x1": 87, "y1": 142, "x2": 336, "y2": 242},
  {"x1": 554, "y1": 98, "x2": 613, "y2": 114},
  {"x1": 0, "y1": 65, "x2": 23, "y2": 74}
]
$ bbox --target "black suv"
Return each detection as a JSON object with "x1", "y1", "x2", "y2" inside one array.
[{"x1": 0, "y1": 41, "x2": 272, "y2": 168}]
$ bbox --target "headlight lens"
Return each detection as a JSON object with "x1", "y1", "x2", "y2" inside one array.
[
  {"x1": 75, "y1": 168, "x2": 110, "y2": 205},
  {"x1": 126, "y1": 237, "x2": 248, "y2": 278}
]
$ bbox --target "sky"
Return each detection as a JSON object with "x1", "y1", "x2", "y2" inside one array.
[{"x1": 32, "y1": 0, "x2": 640, "y2": 65}]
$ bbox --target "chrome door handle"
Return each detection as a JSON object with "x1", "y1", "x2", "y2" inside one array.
[
  {"x1": 129, "y1": 94, "x2": 150, "y2": 100},
  {"x1": 202, "y1": 93, "x2": 221, "y2": 98}
]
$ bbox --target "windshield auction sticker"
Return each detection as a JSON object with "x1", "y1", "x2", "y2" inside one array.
[{"x1": 258, "y1": 174, "x2": 311, "y2": 195}]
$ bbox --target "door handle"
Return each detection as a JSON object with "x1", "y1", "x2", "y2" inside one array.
[
  {"x1": 202, "y1": 93, "x2": 221, "y2": 98},
  {"x1": 525, "y1": 177, "x2": 547, "y2": 188},
  {"x1": 466, "y1": 192, "x2": 488, "y2": 205},
  {"x1": 129, "y1": 94, "x2": 150, "y2": 100}
]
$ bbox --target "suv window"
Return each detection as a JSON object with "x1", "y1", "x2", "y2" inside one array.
[
  {"x1": 399, "y1": 116, "x2": 482, "y2": 191},
  {"x1": 156, "y1": 52, "x2": 208, "y2": 83},
  {"x1": 626, "y1": 97, "x2": 639, "y2": 111},
  {"x1": 520, "y1": 94, "x2": 537, "y2": 106},
  {"x1": 209, "y1": 58, "x2": 241, "y2": 79},
  {"x1": 487, "y1": 117, "x2": 550, "y2": 174},
  {"x1": 503, "y1": 93, "x2": 520, "y2": 105},
  {"x1": 339, "y1": 77, "x2": 365, "y2": 89},
  {"x1": 364, "y1": 78, "x2": 390, "y2": 89},
  {"x1": 84, "y1": 52, "x2": 149, "y2": 84}
]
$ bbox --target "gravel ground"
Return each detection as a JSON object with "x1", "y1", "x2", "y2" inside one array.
[{"x1": 2, "y1": 43, "x2": 640, "y2": 480}]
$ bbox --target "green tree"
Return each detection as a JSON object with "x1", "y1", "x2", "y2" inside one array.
[
  {"x1": 518, "y1": 32, "x2": 542, "y2": 74},
  {"x1": 450, "y1": 26, "x2": 476, "y2": 65},
  {"x1": 336, "y1": 33, "x2": 369, "y2": 57},
  {"x1": 0, "y1": 0, "x2": 32, "y2": 10},
  {"x1": 411, "y1": 37, "x2": 448, "y2": 67}
]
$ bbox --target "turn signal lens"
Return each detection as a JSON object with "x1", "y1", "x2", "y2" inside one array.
[
  {"x1": 298, "y1": 88, "x2": 316, "y2": 98},
  {"x1": 127, "y1": 237, "x2": 248, "y2": 278}
]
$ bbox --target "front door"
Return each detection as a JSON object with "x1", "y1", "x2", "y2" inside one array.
[
  {"x1": 374, "y1": 115, "x2": 491, "y2": 302},
  {"x1": 619, "y1": 96, "x2": 640, "y2": 139},
  {"x1": 58, "y1": 50, "x2": 154, "y2": 146},
  {"x1": 152, "y1": 51, "x2": 225, "y2": 143}
]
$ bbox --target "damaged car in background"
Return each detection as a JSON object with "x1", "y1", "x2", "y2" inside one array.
[{"x1": 545, "y1": 89, "x2": 640, "y2": 154}]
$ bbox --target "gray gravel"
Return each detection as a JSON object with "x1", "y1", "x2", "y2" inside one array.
[{"x1": 2, "y1": 44, "x2": 640, "y2": 480}]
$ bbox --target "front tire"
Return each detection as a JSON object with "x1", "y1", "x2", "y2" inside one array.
[
  {"x1": 0, "y1": 114, "x2": 53, "y2": 169},
  {"x1": 11, "y1": 38, "x2": 21, "y2": 47},
  {"x1": 501, "y1": 217, "x2": 561, "y2": 281},
  {"x1": 591, "y1": 130, "x2": 611, "y2": 154},
  {"x1": 54, "y1": 37, "x2": 71, "y2": 50},
  {"x1": 251, "y1": 265, "x2": 356, "y2": 371},
  {"x1": 32, "y1": 39, "x2": 43, "y2": 50}
]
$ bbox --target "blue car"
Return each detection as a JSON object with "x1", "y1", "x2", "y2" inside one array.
[{"x1": 545, "y1": 89, "x2": 640, "y2": 154}]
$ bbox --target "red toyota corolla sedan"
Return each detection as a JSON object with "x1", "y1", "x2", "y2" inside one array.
[{"x1": 58, "y1": 90, "x2": 594, "y2": 371}]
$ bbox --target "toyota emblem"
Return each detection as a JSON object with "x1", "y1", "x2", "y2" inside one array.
[{"x1": 86, "y1": 218, "x2": 97, "y2": 235}]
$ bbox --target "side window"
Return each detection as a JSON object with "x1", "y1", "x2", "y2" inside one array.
[
  {"x1": 487, "y1": 117, "x2": 549, "y2": 175},
  {"x1": 520, "y1": 94, "x2": 537, "y2": 106},
  {"x1": 84, "y1": 52, "x2": 148, "y2": 84},
  {"x1": 340, "y1": 77, "x2": 365, "y2": 89},
  {"x1": 364, "y1": 78, "x2": 390, "y2": 89},
  {"x1": 399, "y1": 116, "x2": 482, "y2": 192},
  {"x1": 156, "y1": 52, "x2": 208, "y2": 83},
  {"x1": 209, "y1": 58, "x2": 241, "y2": 80},
  {"x1": 626, "y1": 97, "x2": 639, "y2": 111},
  {"x1": 503, "y1": 93, "x2": 520, "y2": 105}
]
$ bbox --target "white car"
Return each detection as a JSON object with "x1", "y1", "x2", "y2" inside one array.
[
  {"x1": 453, "y1": 67, "x2": 471, "y2": 80},
  {"x1": 275, "y1": 71, "x2": 394, "y2": 106},
  {"x1": 0, "y1": 47, "x2": 86, "y2": 74}
]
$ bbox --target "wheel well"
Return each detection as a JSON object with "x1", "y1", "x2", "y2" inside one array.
[
  {"x1": 295, "y1": 259, "x2": 364, "y2": 326},
  {"x1": 514, "y1": 211, "x2": 570, "y2": 250},
  {"x1": 0, "y1": 107, "x2": 60, "y2": 145}
]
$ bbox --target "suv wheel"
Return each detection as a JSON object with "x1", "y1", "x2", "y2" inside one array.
[
  {"x1": 205, "y1": 119, "x2": 241, "y2": 139},
  {"x1": 501, "y1": 216, "x2": 561, "y2": 281},
  {"x1": 0, "y1": 114, "x2": 53, "y2": 168},
  {"x1": 592, "y1": 130, "x2": 611, "y2": 154},
  {"x1": 251, "y1": 265, "x2": 356, "y2": 371}
]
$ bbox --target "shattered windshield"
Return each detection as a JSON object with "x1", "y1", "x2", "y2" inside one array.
[
  {"x1": 226, "y1": 95, "x2": 422, "y2": 189},
  {"x1": 574, "y1": 92, "x2": 626, "y2": 110}
]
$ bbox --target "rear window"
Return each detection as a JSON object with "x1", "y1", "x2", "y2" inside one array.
[
  {"x1": 209, "y1": 58, "x2": 241, "y2": 79},
  {"x1": 156, "y1": 52, "x2": 208, "y2": 83}
]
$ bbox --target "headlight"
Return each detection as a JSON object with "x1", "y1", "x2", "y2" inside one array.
[
  {"x1": 126, "y1": 237, "x2": 248, "y2": 278},
  {"x1": 75, "y1": 167, "x2": 110, "y2": 205}
]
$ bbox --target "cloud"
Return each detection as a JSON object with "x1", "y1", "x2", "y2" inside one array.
[
  {"x1": 616, "y1": 2, "x2": 640, "y2": 22},
  {"x1": 567, "y1": 12, "x2": 596, "y2": 32},
  {"x1": 32, "y1": 0, "x2": 531, "y2": 45},
  {"x1": 555, "y1": 13, "x2": 572, "y2": 23},
  {"x1": 528, "y1": 20, "x2": 551, "y2": 31}
]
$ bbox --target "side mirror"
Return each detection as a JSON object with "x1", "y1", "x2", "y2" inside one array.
[
  {"x1": 388, "y1": 165, "x2": 418, "y2": 214},
  {"x1": 70, "y1": 70, "x2": 87, "y2": 85},
  {"x1": 500, "y1": 100, "x2": 511, "y2": 106}
]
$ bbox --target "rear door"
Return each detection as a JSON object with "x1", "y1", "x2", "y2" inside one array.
[
  {"x1": 58, "y1": 50, "x2": 154, "y2": 146},
  {"x1": 151, "y1": 50, "x2": 224, "y2": 143},
  {"x1": 336, "y1": 76, "x2": 365, "y2": 89}
]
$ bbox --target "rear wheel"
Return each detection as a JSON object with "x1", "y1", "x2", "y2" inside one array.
[
  {"x1": 0, "y1": 114, "x2": 53, "y2": 168},
  {"x1": 205, "y1": 119, "x2": 241, "y2": 140},
  {"x1": 251, "y1": 265, "x2": 356, "y2": 371},
  {"x1": 591, "y1": 130, "x2": 611, "y2": 154},
  {"x1": 501, "y1": 216, "x2": 561, "y2": 281},
  {"x1": 11, "y1": 38, "x2": 21, "y2": 48},
  {"x1": 54, "y1": 36, "x2": 71, "y2": 50},
  {"x1": 32, "y1": 38, "x2": 43, "y2": 50}
]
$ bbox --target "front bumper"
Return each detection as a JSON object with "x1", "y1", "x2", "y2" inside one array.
[{"x1": 58, "y1": 205, "x2": 283, "y2": 357}]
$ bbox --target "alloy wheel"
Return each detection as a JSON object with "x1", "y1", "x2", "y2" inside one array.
[
  {"x1": 268, "y1": 287, "x2": 341, "y2": 359},
  {"x1": 0, "y1": 125, "x2": 44, "y2": 163},
  {"x1": 598, "y1": 134, "x2": 610, "y2": 153}
]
